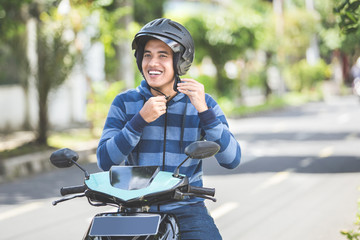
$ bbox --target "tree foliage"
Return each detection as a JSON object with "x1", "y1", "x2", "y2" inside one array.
[
  {"x1": 36, "y1": 11, "x2": 75, "y2": 143},
  {"x1": 341, "y1": 199, "x2": 360, "y2": 240},
  {"x1": 29, "y1": 2, "x2": 77, "y2": 144},
  {"x1": 180, "y1": 1, "x2": 265, "y2": 97},
  {"x1": 2, "y1": 0, "x2": 360, "y2": 139},
  {"x1": 333, "y1": 0, "x2": 360, "y2": 64},
  {"x1": 284, "y1": 59, "x2": 331, "y2": 91},
  {"x1": 335, "y1": 0, "x2": 360, "y2": 34},
  {"x1": 0, "y1": 0, "x2": 31, "y2": 86},
  {"x1": 68, "y1": 0, "x2": 162, "y2": 83},
  {"x1": 134, "y1": 0, "x2": 165, "y2": 25}
]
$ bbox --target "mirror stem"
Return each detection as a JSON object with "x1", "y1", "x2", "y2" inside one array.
[
  {"x1": 173, "y1": 156, "x2": 190, "y2": 177},
  {"x1": 72, "y1": 159, "x2": 90, "y2": 180}
]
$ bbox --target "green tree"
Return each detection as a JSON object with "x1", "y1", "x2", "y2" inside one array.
[
  {"x1": 93, "y1": 0, "x2": 134, "y2": 83},
  {"x1": 0, "y1": 1, "x2": 77, "y2": 142},
  {"x1": 0, "y1": 0, "x2": 31, "y2": 86},
  {"x1": 182, "y1": 2, "x2": 263, "y2": 97},
  {"x1": 335, "y1": 0, "x2": 360, "y2": 34},
  {"x1": 95, "y1": 0, "x2": 165, "y2": 84},
  {"x1": 284, "y1": 59, "x2": 331, "y2": 91},
  {"x1": 134, "y1": 0, "x2": 165, "y2": 25},
  {"x1": 67, "y1": 0, "x2": 166, "y2": 135},
  {"x1": 318, "y1": 0, "x2": 360, "y2": 82},
  {"x1": 334, "y1": 0, "x2": 360, "y2": 66},
  {"x1": 31, "y1": 2, "x2": 76, "y2": 144},
  {"x1": 0, "y1": 0, "x2": 32, "y2": 130}
]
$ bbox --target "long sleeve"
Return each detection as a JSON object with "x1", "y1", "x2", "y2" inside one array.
[
  {"x1": 199, "y1": 96, "x2": 241, "y2": 169},
  {"x1": 96, "y1": 93, "x2": 148, "y2": 171}
]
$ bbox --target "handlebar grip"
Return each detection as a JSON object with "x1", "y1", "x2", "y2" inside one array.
[
  {"x1": 187, "y1": 186, "x2": 215, "y2": 197},
  {"x1": 60, "y1": 185, "x2": 87, "y2": 196}
]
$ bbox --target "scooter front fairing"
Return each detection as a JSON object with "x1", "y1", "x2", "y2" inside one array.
[{"x1": 84, "y1": 166, "x2": 188, "y2": 206}]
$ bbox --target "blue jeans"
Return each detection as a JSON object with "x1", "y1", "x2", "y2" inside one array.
[{"x1": 162, "y1": 202, "x2": 222, "y2": 240}]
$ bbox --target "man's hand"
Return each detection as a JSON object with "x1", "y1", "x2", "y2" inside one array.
[
  {"x1": 177, "y1": 78, "x2": 208, "y2": 113},
  {"x1": 139, "y1": 96, "x2": 167, "y2": 123}
]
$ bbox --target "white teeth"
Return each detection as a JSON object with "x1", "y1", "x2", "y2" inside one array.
[{"x1": 149, "y1": 71, "x2": 162, "y2": 75}]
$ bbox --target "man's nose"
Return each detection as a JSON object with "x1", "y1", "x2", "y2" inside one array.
[{"x1": 148, "y1": 56, "x2": 160, "y2": 67}]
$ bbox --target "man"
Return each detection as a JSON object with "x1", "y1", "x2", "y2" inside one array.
[{"x1": 97, "y1": 18, "x2": 241, "y2": 239}]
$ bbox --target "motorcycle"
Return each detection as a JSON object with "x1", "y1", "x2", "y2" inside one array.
[{"x1": 50, "y1": 141, "x2": 220, "y2": 239}]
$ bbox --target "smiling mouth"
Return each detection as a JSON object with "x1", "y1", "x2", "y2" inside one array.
[{"x1": 148, "y1": 70, "x2": 162, "y2": 76}]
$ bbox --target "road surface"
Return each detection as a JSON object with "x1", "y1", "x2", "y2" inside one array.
[{"x1": 1, "y1": 95, "x2": 360, "y2": 239}]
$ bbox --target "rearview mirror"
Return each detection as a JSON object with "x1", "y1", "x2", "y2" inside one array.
[
  {"x1": 50, "y1": 148, "x2": 79, "y2": 168},
  {"x1": 173, "y1": 141, "x2": 220, "y2": 177},
  {"x1": 184, "y1": 141, "x2": 220, "y2": 159}
]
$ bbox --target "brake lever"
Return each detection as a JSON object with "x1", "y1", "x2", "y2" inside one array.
[{"x1": 52, "y1": 193, "x2": 86, "y2": 206}]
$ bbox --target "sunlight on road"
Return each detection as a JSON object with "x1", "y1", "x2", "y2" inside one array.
[
  {"x1": 0, "y1": 201, "x2": 43, "y2": 221},
  {"x1": 271, "y1": 121, "x2": 287, "y2": 133},
  {"x1": 337, "y1": 113, "x2": 350, "y2": 124},
  {"x1": 318, "y1": 146, "x2": 334, "y2": 158},
  {"x1": 211, "y1": 202, "x2": 239, "y2": 220}
]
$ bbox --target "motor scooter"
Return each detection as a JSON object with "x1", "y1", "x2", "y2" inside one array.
[{"x1": 50, "y1": 141, "x2": 220, "y2": 239}]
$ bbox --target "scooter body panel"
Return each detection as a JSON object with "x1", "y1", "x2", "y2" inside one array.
[
  {"x1": 85, "y1": 166, "x2": 185, "y2": 202},
  {"x1": 50, "y1": 141, "x2": 219, "y2": 240}
]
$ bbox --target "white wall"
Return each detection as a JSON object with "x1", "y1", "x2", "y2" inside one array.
[
  {"x1": 0, "y1": 85, "x2": 26, "y2": 131},
  {"x1": 0, "y1": 71, "x2": 88, "y2": 132},
  {"x1": 48, "y1": 67, "x2": 88, "y2": 129}
]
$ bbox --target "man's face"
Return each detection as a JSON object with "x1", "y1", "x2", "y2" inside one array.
[{"x1": 142, "y1": 39, "x2": 175, "y2": 94}]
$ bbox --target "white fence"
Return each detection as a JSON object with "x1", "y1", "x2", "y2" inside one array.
[{"x1": 0, "y1": 70, "x2": 88, "y2": 132}]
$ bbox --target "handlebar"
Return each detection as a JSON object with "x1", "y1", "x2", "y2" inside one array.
[
  {"x1": 60, "y1": 185, "x2": 87, "y2": 196},
  {"x1": 187, "y1": 185, "x2": 215, "y2": 197}
]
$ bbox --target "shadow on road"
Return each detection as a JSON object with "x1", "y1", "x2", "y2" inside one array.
[
  {"x1": 234, "y1": 131, "x2": 360, "y2": 142},
  {"x1": 0, "y1": 163, "x2": 100, "y2": 205},
  {"x1": 2, "y1": 155, "x2": 360, "y2": 204},
  {"x1": 203, "y1": 155, "x2": 360, "y2": 176}
]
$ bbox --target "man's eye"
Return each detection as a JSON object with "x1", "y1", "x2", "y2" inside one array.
[
  {"x1": 144, "y1": 53, "x2": 151, "y2": 58},
  {"x1": 160, "y1": 54, "x2": 168, "y2": 58}
]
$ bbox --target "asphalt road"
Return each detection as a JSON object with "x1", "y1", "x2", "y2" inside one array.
[{"x1": 1, "y1": 95, "x2": 360, "y2": 240}]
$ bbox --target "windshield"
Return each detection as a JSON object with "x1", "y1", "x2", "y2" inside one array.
[{"x1": 109, "y1": 166, "x2": 160, "y2": 190}]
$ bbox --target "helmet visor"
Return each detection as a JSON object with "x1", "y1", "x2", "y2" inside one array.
[{"x1": 133, "y1": 33, "x2": 184, "y2": 54}]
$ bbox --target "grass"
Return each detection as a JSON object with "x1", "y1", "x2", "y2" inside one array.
[
  {"x1": 223, "y1": 91, "x2": 322, "y2": 118},
  {"x1": 47, "y1": 128, "x2": 98, "y2": 149},
  {"x1": 0, "y1": 128, "x2": 98, "y2": 160},
  {"x1": 231, "y1": 96, "x2": 287, "y2": 117},
  {"x1": 0, "y1": 141, "x2": 54, "y2": 160}
]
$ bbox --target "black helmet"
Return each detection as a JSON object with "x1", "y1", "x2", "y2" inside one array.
[{"x1": 132, "y1": 18, "x2": 195, "y2": 76}]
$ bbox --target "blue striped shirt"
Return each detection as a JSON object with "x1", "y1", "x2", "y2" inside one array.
[{"x1": 97, "y1": 80, "x2": 241, "y2": 210}]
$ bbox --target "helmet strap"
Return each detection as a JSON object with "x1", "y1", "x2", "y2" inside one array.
[
  {"x1": 173, "y1": 74, "x2": 181, "y2": 93},
  {"x1": 172, "y1": 52, "x2": 182, "y2": 93},
  {"x1": 148, "y1": 85, "x2": 170, "y2": 100}
]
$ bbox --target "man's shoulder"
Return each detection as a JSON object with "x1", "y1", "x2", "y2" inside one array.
[
  {"x1": 114, "y1": 88, "x2": 144, "y2": 103},
  {"x1": 204, "y1": 93, "x2": 218, "y2": 106}
]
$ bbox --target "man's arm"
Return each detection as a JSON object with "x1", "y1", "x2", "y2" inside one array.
[
  {"x1": 177, "y1": 78, "x2": 241, "y2": 169},
  {"x1": 199, "y1": 102, "x2": 241, "y2": 169},
  {"x1": 97, "y1": 94, "x2": 168, "y2": 171}
]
